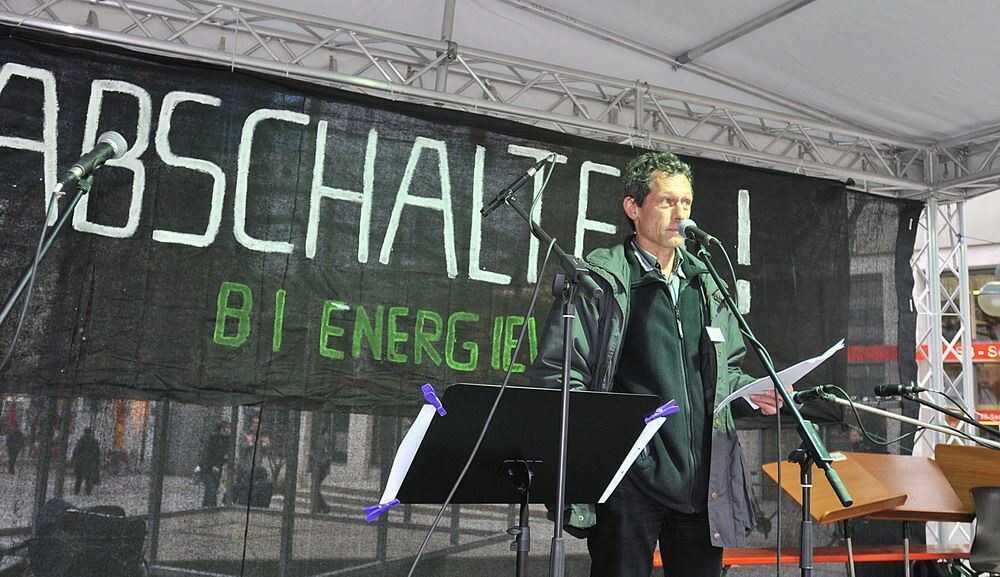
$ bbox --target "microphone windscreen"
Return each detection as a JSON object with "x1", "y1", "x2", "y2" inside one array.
[{"x1": 96, "y1": 131, "x2": 129, "y2": 159}]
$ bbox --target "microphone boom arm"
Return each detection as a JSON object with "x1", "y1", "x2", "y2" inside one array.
[
  {"x1": 817, "y1": 395, "x2": 1000, "y2": 450},
  {"x1": 695, "y1": 244, "x2": 853, "y2": 507},
  {"x1": 0, "y1": 177, "x2": 93, "y2": 328},
  {"x1": 900, "y1": 393, "x2": 1000, "y2": 440},
  {"x1": 494, "y1": 191, "x2": 603, "y2": 300}
]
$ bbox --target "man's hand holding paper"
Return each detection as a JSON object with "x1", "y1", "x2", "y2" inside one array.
[{"x1": 715, "y1": 339, "x2": 846, "y2": 414}]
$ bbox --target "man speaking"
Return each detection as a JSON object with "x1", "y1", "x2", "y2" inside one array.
[{"x1": 530, "y1": 151, "x2": 783, "y2": 577}]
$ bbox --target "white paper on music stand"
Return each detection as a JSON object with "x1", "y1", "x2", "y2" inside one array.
[
  {"x1": 598, "y1": 416, "x2": 668, "y2": 504},
  {"x1": 377, "y1": 404, "x2": 437, "y2": 505},
  {"x1": 713, "y1": 339, "x2": 845, "y2": 414}
]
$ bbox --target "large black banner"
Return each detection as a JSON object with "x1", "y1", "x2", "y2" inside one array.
[{"x1": 0, "y1": 26, "x2": 919, "y2": 413}]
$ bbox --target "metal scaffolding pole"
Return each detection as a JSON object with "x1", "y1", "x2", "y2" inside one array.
[
  {"x1": 146, "y1": 400, "x2": 170, "y2": 563},
  {"x1": 955, "y1": 204, "x2": 977, "y2": 413},
  {"x1": 277, "y1": 410, "x2": 301, "y2": 577},
  {"x1": 676, "y1": 0, "x2": 817, "y2": 65},
  {"x1": 434, "y1": 0, "x2": 455, "y2": 92}
]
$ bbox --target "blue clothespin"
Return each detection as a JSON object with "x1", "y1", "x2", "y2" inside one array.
[
  {"x1": 645, "y1": 399, "x2": 680, "y2": 424},
  {"x1": 422, "y1": 383, "x2": 447, "y2": 416},
  {"x1": 364, "y1": 499, "x2": 400, "y2": 523}
]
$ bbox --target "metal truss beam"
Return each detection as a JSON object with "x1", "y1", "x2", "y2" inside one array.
[
  {"x1": 931, "y1": 130, "x2": 1000, "y2": 196},
  {"x1": 500, "y1": 0, "x2": 844, "y2": 125},
  {"x1": 0, "y1": 0, "x2": 997, "y2": 199},
  {"x1": 912, "y1": 199, "x2": 976, "y2": 546}
]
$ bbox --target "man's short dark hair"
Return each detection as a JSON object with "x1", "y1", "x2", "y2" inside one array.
[{"x1": 623, "y1": 151, "x2": 693, "y2": 206}]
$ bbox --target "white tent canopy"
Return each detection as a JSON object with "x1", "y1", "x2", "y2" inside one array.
[
  {"x1": 335, "y1": 0, "x2": 998, "y2": 142},
  {"x1": 4, "y1": 0, "x2": 1000, "y2": 200}
]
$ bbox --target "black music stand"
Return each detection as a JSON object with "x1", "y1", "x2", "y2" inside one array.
[{"x1": 393, "y1": 383, "x2": 665, "y2": 577}]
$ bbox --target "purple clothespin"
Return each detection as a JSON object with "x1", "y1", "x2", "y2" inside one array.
[
  {"x1": 364, "y1": 499, "x2": 400, "y2": 522},
  {"x1": 422, "y1": 383, "x2": 447, "y2": 416},
  {"x1": 644, "y1": 399, "x2": 680, "y2": 424}
]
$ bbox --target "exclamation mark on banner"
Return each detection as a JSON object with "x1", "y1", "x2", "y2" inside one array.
[{"x1": 736, "y1": 190, "x2": 751, "y2": 314}]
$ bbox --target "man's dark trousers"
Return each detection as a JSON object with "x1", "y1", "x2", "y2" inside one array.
[
  {"x1": 587, "y1": 475, "x2": 723, "y2": 577},
  {"x1": 6, "y1": 446, "x2": 19, "y2": 474},
  {"x1": 202, "y1": 470, "x2": 221, "y2": 507},
  {"x1": 74, "y1": 472, "x2": 95, "y2": 495}
]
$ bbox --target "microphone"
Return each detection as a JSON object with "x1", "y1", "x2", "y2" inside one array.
[
  {"x1": 481, "y1": 154, "x2": 555, "y2": 218},
  {"x1": 873, "y1": 384, "x2": 927, "y2": 397},
  {"x1": 791, "y1": 384, "x2": 835, "y2": 404},
  {"x1": 679, "y1": 219, "x2": 720, "y2": 246},
  {"x1": 53, "y1": 131, "x2": 129, "y2": 194}
]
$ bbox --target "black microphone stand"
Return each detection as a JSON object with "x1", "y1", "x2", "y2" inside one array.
[
  {"x1": 693, "y1": 242, "x2": 852, "y2": 577},
  {"x1": 485, "y1": 180, "x2": 602, "y2": 577},
  {"x1": 0, "y1": 176, "x2": 92, "y2": 328}
]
